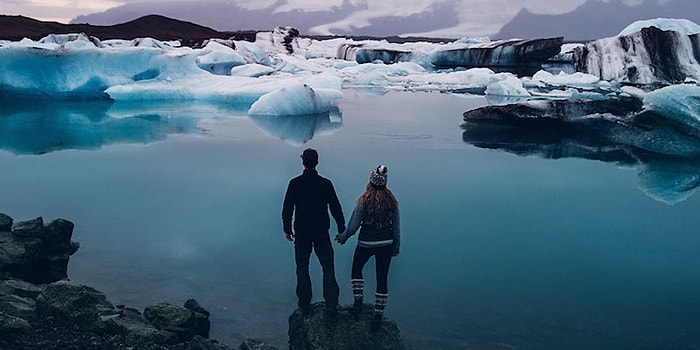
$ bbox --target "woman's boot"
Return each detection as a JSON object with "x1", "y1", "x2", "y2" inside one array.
[
  {"x1": 351, "y1": 279, "x2": 364, "y2": 315},
  {"x1": 372, "y1": 292, "x2": 388, "y2": 330}
]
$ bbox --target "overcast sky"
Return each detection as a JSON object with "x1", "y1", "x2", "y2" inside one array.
[{"x1": 1, "y1": 0, "x2": 645, "y2": 36}]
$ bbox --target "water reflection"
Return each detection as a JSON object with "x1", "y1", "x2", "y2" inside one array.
[
  {"x1": 249, "y1": 107, "x2": 343, "y2": 146},
  {"x1": 0, "y1": 100, "x2": 204, "y2": 155},
  {"x1": 461, "y1": 112, "x2": 700, "y2": 205},
  {"x1": 0, "y1": 100, "x2": 343, "y2": 154}
]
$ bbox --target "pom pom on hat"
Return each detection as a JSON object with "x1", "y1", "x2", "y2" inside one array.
[{"x1": 370, "y1": 165, "x2": 388, "y2": 187}]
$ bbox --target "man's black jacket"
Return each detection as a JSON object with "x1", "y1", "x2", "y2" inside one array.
[{"x1": 282, "y1": 169, "x2": 345, "y2": 236}]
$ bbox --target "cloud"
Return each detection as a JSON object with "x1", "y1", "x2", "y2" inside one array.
[{"x1": 1, "y1": 0, "x2": 123, "y2": 22}]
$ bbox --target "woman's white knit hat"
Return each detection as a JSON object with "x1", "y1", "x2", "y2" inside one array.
[{"x1": 370, "y1": 165, "x2": 388, "y2": 187}]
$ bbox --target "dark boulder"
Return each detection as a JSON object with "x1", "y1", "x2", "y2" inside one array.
[
  {"x1": 0, "y1": 215, "x2": 79, "y2": 284},
  {"x1": 11, "y1": 217, "x2": 44, "y2": 238},
  {"x1": 0, "y1": 278, "x2": 43, "y2": 299},
  {"x1": 288, "y1": 302, "x2": 404, "y2": 350},
  {"x1": 101, "y1": 306, "x2": 178, "y2": 346},
  {"x1": 0, "y1": 213, "x2": 13, "y2": 231},
  {"x1": 35, "y1": 279, "x2": 116, "y2": 330},
  {"x1": 144, "y1": 300, "x2": 211, "y2": 342},
  {"x1": 0, "y1": 311, "x2": 31, "y2": 333},
  {"x1": 0, "y1": 294, "x2": 36, "y2": 320},
  {"x1": 240, "y1": 337, "x2": 279, "y2": 350}
]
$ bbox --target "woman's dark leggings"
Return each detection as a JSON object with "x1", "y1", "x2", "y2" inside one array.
[{"x1": 351, "y1": 244, "x2": 393, "y2": 294}]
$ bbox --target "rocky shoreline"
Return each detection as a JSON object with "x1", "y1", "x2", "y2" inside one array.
[{"x1": 0, "y1": 213, "x2": 404, "y2": 350}]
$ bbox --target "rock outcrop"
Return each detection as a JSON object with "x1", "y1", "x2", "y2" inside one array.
[
  {"x1": 0, "y1": 215, "x2": 79, "y2": 284},
  {"x1": 0, "y1": 212, "x2": 277, "y2": 350},
  {"x1": 1, "y1": 212, "x2": 406, "y2": 349},
  {"x1": 288, "y1": 302, "x2": 404, "y2": 350}
]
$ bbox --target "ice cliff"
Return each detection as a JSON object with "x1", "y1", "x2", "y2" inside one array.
[{"x1": 572, "y1": 18, "x2": 700, "y2": 84}]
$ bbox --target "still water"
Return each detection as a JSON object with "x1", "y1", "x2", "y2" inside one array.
[{"x1": 1, "y1": 91, "x2": 699, "y2": 349}]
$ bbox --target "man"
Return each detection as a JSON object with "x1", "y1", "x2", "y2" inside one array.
[{"x1": 282, "y1": 148, "x2": 346, "y2": 314}]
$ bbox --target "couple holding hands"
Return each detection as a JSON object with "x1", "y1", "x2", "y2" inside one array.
[{"x1": 282, "y1": 148, "x2": 400, "y2": 330}]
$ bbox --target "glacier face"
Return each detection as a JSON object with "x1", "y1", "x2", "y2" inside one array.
[{"x1": 572, "y1": 26, "x2": 700, "y2": 84}]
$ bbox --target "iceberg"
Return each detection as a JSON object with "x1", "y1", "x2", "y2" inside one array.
[
  {"x1": 572, "y1": 19, "x2": 700, "y2": 84},
  {"x1": 335, "y1": 36, "x2": 563, "y2": 75},
  {"x1": 643, "y1": 84, "x2": 700, "y2": 131},
  {"x1": 429, "y1": 37, "x2": 564, "y2": 74},
  {"x1": 619, "y1": 18, "x2": 700, "y2": 36},
  {"x1": 0, "y1": 33, "x2": 344, "y2": 117},
  {"x1": 248, "y1": 81, "x2": 343, "y2": 116},
  {"x1": 195, "y1": 41, "x2": 246, "y2": 75},
  {"x1": 0, "y1": 18, "x2": 699, "y2": 117},
  {"x1": 461, "y1": 84, "x2": 700, "y2": 204}
]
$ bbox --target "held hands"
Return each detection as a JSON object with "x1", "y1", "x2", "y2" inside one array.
[
  {"x1": 335, "y1": 224, "x2": 347, "y2": 244},
  {"x1": 285, "y1": 232, "x2": 294, "y2": 242}
]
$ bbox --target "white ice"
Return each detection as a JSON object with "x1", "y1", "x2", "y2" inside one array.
[
  {"x1": 619, "y1": 18, "x2": 700, "y2": 36},
  {"x1": 1, "y1": 19, "x2": 699, "y2": 117}
]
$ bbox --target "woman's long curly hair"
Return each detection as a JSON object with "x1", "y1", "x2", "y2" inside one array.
[{"x1": 359, "y1": 183, "x2": 398, "y2": 230}]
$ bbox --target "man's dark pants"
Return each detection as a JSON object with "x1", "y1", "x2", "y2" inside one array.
[{"x1": 294, "y1": 232, "x2": 339, "y2": 309}]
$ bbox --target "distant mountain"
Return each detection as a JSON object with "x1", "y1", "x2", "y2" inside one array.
[
  {"x1": 0, "y1": 14, "x2": 253, "y2": 45},
  {"x1": 495, "y1": 0, "x2": 700, "y2": 41},
  {"x1": 0, "y1": 14, "x2": 451, "y2": 45},
  {"x1": 69, "y1": 0, "x2": 459, "y2": 38}
]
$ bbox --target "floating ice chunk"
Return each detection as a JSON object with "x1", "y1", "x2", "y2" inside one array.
[
  {"x1": 620, "y1": 85, "x2": 648, "y2": 99},
  {"x1": 274, "y1": 54, "x2": 326, "y2": 73},
  {"x1": 619, "y1": 18, "x2": 700, "y2": 36},
  {"x1": 302, "y1": 75, "x2": 343, "y2": 91},
  {"x1": 351, "y1": 72, "x2": 391, "y2": 86},
  {"x1": 248, "y1": 82, "x2": 343, "y2": 116},
  {"x1": 0, "y1": 40, "x2": 201, "y2": 99},
  {"x1": 531, "y1": 70, "x2": 601, "y2": 87},
  {"x1": 485, "y1": 73, "x2": 531, "y2": 98},
  {"x1": 38, "y1": 33, "x2": 102, "y2": 49},
  {"x1": 196, "y1": 41, "x2": 246, "y2": 75},
  {"x1": 105, "y1": 74, "x2": 280, "y2": 106},
  {"x1": 425, "y1": 68, "x2": 494, "y2": 87},
  {"x1": 102, "y1": 38, "x2": 178, "y2": 49},
  {"x1": 230, "y1": 63, "x2": 276, "y2": 77},
  {"x1": 234, "y1": 40, "x2": 271, "y2": 65},
  {"x1": 643, "y1": 84, "x2": 700, "y2": 130}
]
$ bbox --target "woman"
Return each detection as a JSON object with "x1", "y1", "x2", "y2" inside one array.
[{"x1": 336, "y1": 165, "x2": 400, "y2": 329}]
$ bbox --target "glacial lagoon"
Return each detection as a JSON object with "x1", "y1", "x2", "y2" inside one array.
[{"x1": 1, "y1": 90, "x2": 699, "y2": 349}]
